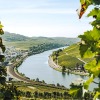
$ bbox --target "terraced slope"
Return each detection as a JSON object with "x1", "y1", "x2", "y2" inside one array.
[{"x1": 51, "y1": 43, "x2": 92, "y2": 69}]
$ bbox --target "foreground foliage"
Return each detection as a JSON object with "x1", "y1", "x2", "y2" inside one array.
[{"x1": 70, "y1": 0, "x2": 100, "y2": 99}]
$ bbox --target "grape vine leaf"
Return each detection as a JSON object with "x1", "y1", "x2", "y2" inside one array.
[
  {"x1": 92, "y1": 0, "x2": 100, "y2": 5},
  {"x1": 0, "y1": 23, "x2": 3, "y2": 29},
  {"x1": 85, "y1": 59, "x2": 100, "y2": 77},
  {"x1": 77, "y1": 0, "x2": 92, "y2": 19},
  {"x1": 83, "y1": 75, "x2": 94, "y2": 90},
  {"x1": 79, "y1": 27, "x2": 100, "y2": 58},
  {"x1": 91, "y1": 20, "x2": 100, "y2": 27},
  {"x1": 69, "y1": 88, "x2": 80, "y2": 97},
  {"x1": 83, "y1": 49, "x2": 95, "y2": 58},
  {"x1": 80, "y1": 28, "x2": 100, "y2": 41},
  {"x1": 93, "y1": 92, "x2": 100, "y2": 100},
  {"x1": 90, "y1": 27, "x2": 100, "y2": 41},
  {"x1": 0, "y1": 22, "x2": 4, "y2": 35},
  {"x1": 88, "y1": 8, "x2": 99, "y2": 17}
]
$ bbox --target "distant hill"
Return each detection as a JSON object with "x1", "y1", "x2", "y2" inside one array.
[
  {"x1": 2, "y1": 32, "x2": 30, "y2": 41},
  {"x1": 2, "y1": 32, "x2": 80, "y2": 50}
]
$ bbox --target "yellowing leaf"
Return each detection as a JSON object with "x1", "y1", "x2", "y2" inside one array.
[
  {"x1": 77, "y1": 0, "x2": 92, "y2": 19},
  {"x1": 80, "y1": 0, "x2": 85, "y2": 4},
  {"x1": 85, "y1": 59, "x2": 96, "y2": 72},
  {"x1": 0, "y1": 22, "x2": 3, "y2": 29},
  {"x1": 93, "y1": 92, "x2": 100, "y2": 100},
  {"x1": 69, "y1": 88, "x2": 80, "y2": 97},
  {"x1": 83, "y1": 75, "x2": 94, "y2": 89},
  {"x1": 77, "y1": 2, "x2": 87, "y2": 19},
  {"x1": 85, "y1": 59, "x2": 100, "y2": 76},
  {"x1": 83, "y1": 49, "x2": 95, "y2": 58}
]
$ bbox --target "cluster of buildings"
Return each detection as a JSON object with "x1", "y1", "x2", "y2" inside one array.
[
  {"x1": 0, "y1": 46, "x2": 29, "y2": 66},
  {"x1": 0, "y1": 46, "x2": 29, "y2": 81}
]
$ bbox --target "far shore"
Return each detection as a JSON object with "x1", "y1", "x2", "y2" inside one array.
[{"x1": 48, "y1": 56, "x2": 89, "y2": 76}]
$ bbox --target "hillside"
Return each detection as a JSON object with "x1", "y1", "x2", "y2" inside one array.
[
  {"x1": 2, "y1": 32, "x2": 80, "y2": 50},
  {"x1": 51, "y1": 43, "x2": 92, "y2": 70},
  {"x1": 2, "y1": 32, "x2": 30, "y2": 41}
]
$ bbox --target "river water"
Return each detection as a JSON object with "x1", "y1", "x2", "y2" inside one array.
[{"x1": 18, "y1": 47, "x2": 99, "y2": 91}]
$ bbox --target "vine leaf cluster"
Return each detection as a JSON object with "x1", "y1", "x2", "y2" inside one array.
[
  {"x1": 69, "y1": 0, "x2": 100, "y2": 99},
  {"x1": 0, "y1": 22, "x2": 6, "y2": 85}
]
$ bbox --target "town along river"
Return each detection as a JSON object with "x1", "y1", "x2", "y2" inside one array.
[{"x1": 18, "y1": 47, "x2": 99, "y2": 91}]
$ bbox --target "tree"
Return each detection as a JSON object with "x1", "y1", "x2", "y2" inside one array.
[
  {"x1": 69, "y1": 0, "x2": 100, "y2": 99},
  {"x1": 36, "y1": 78, "x2": 39, "y2": 82},
  {"x1": 0, "y1": 22, "x2": 7, "y2": 99},
  {"x1": 0, "y1": 22, "x2": 21, "y2": 100},
  {"x1": 62, "y1": 66, "x2": 66, "y2": 72},
  {"x1": 34, "y1": 91, "x2": 39, "y2": 98},
  {"x1": 26, "y1": 91, "x2": 31, "y2": 98},
  {"x1": 0, "y1": 22, "x2": 6, "y2": 85}
]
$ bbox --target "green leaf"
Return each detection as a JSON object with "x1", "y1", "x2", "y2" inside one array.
[
  {"x1": 80, "y1": 0, "x2": 92, "y2": 6},
  {"x1": 80, "y1": 28, "x2": 100, "y2": 41},
  {"x1": 79, "y1": 44, "x2": 88, "y2": 58},
  {"x1": 80, "y1": 0, "x2": 85, "y2": 4},
  {"x1": 0, "y1": 55, "x2": 5, "y2": 62},
  {"x1": 69, "y1": 86, "x2": 83, "y2": 98},
  {"x1": 88, "y1": 8, "x2": 99, "y2": 17},
  {"x1": 86, "y1": 0, "x2": 92, "y2": 6},
  {"x1": 79, "y1": 27, "x2": 100, "y2": 58},
  {"x1": 90, "y1": 27, "x2": 100, "y2": 41},
  {"x1": 85, "y1": 59, "x2": 96, "y2": 73},
  {"x1": 92, "y1": 0, "x2": 100, "y2": 5},
  {"x1": 96, "y1": 40, "x2": 100, "y2": 48},
  {"x1": 69, "y1": 88, "x2": 80, "y2": 97},
  {"x1": 85, "y1": 59, "x2": 100, "y2": 76},
  {"x1": 83, "y1": 75, "x2": 94, "y2": 89},
  {"x1": 93, "y1": 92, "x2": 100, "y2": 100},
  {"x1": 91, "y1": 20, "x2": 100, "y2": 27},
  {"x1": 79, "y1": 30, "x2": 94, "y2": 42},
  {"x1": 83, "y1": 49, "x2": 95, "y2": 58},
  {"x1": 0, "y1": 23, "x2": 3, "y2": 29}
]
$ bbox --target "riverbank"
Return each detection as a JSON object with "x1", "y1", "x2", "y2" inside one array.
[
  {"x1": 7, "y1": 53, "x2": 68, "y2": 90},
  {"x1": 7, "y1": 55, "x2": 32, "y2": 82},
  {"x1": 48, "y1": 56, "x2": 89, "y2": 76}
]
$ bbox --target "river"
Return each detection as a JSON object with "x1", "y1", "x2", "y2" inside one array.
[{"x1": 18, "y1": 47, "x2": 99, "y2": 91}]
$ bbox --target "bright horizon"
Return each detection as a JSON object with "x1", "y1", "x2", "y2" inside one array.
[{"x1": 0, "y1": 0, "x2": 93, "y2": 37}]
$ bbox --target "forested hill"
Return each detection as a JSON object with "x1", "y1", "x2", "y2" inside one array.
[
  {"x1": 2, "y1": 32, "x2": 30, "y2": 41},
  {"x1": 2, "y1": 32, "x2": 80, "y2": 50}
]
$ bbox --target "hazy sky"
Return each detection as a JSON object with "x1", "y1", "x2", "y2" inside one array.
[{"x1": 0, "y1": 0, "x2": 93, "y2": 37}]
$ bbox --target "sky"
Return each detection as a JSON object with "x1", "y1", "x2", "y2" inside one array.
[{"x1": 0, "y1": 0, "x2": 93, "y2": 37}]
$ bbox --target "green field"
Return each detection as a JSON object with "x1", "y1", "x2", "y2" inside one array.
[
  {"x1": 2, "y1": 32, "x2": 80, "y2": 50},
  {"x1": 0, "y1": 82, "x2": 71, "y2": 100}
]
